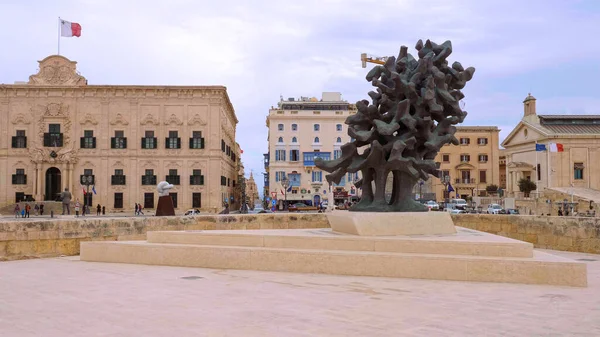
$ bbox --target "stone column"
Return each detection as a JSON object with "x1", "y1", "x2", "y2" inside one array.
[
  {"x1": 62, "y1": 163, "x2": 68, "y2": 192},
  {"x1": 32, "y1": 165, "x2": 38, "y2": 199},
  {"x1": 68, "y1": 163, "x2": 74, "y2": 194},
  {"x1": 36, "y1": 164, "x2": 43, "y2": 200}
]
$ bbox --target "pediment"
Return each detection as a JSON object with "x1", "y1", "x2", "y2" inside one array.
[
  {"x1": 507, "y1": 161, "x2": 534, "y2": 169},
  {"x1": 501, "y1": 121, "x2": 547, "y2": 148},
  {"x1": 28, "y1": 55, "x2": 87, "y2": 86},
  {"x1": 455, "y1": 162, "x2": 476, "y2": 170}
]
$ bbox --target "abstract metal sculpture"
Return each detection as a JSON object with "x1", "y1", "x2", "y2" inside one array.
[{"x1": 315, "y1": 39, "x2": 475, "y2": 212}]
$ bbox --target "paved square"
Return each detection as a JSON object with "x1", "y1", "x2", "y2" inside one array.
[{"x1": 1, "y1": 250, "x2": 599, "y2": 336}]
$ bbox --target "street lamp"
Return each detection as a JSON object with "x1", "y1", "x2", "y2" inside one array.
[
  {"x1": 441, "y1": 175, "x2": 451, "y2": 204},
  {"x1": 418, "y1": 179, "x2": 424, "y2": 202},
  {"x1": 80, "y1": 174, "x2": 94, "y2": 214},
  {"x1": 281, "y1": 177, "x2": 290, "y2": 211}
]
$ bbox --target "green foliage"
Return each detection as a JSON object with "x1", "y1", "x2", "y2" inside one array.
[
  {"x1": 518, "y1": 178, "x2": 537, "y2": 196},
  {"x1": 485, "y1": 184, "x2": 499, "y2": 193}
]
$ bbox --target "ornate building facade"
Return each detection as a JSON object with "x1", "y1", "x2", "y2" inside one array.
[
  {"x1": 0, "y1": 55, "x2": 239, "y2": 213},
  {"x1": 245, "y1": 172, "x2": 260, "y2": 207}
]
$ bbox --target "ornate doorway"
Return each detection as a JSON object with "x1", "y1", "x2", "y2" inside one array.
[
  {"x1": 313, "y1": 195, "x2": 321, "y2": 207},
  {"x1": 45, "y1": 167, "x2": 62, "y2": 201}
]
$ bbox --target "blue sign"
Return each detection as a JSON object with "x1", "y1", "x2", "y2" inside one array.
[
  {"x1": 271, "y1": 200, "x2": 276, "y2": 206},
  {"x1": 266, "y1": 197, "x2": 271, "y2": 202}
]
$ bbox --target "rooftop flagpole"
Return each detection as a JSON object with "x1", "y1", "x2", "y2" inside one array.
[{"x1": 57, "y1": 17, "x2": 61, "y2": 55}]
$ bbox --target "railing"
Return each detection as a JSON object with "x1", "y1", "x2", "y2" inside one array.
[
  {"x1": 141, "y1": 175, "x2": 157, "y2": 185},
  {"x1": 455, "y1": 178, "x2": 476, "y2": 185},
  {"x1": 166, "y1": 175, "x2": 180, "y2": 185},
  {"x1": 111, "y1": 175, "x2": 126, "y2": 185}
]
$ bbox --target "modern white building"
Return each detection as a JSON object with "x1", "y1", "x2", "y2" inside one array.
[{"x1": 265, "y1": 92, "x2": 360, "y2": 208}]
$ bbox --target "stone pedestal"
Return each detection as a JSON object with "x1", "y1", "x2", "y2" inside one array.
[
  {"x1": 327, "y1": 211, "x2": 457, "y2": 236},
  {"x1": 155, "y1": 195, "x2": 175, "y2": 216}
]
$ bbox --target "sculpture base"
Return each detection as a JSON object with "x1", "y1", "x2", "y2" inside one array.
[
  {"x1": 328, "y1": 211, "x2": 456, "y2": 236},
  {"x1": 155, "y1": 195, "x2": 175, "y2": 216}
]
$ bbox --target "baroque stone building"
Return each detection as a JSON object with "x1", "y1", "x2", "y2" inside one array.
[
  {"x1": 245, "y1": 172, "x2": 260, "y2": 207},
  {"x1": 502, "y1": 93, "x2": 600, "y2": 196},
  {"x1": 0, "y1": 55, "x2": 239, "y2": 213}
]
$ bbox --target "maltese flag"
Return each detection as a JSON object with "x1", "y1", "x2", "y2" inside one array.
[{"x1": 61, "y1": 19, "x2": 82, "y2": 37}]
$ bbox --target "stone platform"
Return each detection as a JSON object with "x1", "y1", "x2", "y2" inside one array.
[{"x1": 80, "y1": 227, "x2": 587, "y2": 287}]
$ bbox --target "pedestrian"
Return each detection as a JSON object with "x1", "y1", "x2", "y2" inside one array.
[
  {"x1": 60, "y1": 188, "x2": 72, "y2": 215},
  {"x1": 139, "y1": 204, "x2": 144, "y2": 215},
  {"x1": 34, "y1": 203, "x2": 39, "y2": 216},
  {"x1": 134, "y1": 203, "x2": 139, "y2": 216},
  {"x1": 75, "y1": 199, "x2": 80, "y2": 217},
  {"x1": 39, "y1": 203, "x2": 44, "y2": 216},
  {"x1": 14, "y1": 204, "x2": 20, "y2": 218},
  {"x1": 102, "y1": 206, "x2": 105, "y2": 215},
  {"x1": 21, "y1": 208, "x2": 25, "y2": 218},
  {"x1": 25, "y1": 203, "x2": 30, "y2": 218},
  {"x1": 82, "y1": 203, "x2": 86, "y2": 217},
  {"x1": 96, "y1": 204, "x2": 101, "y2": 216}
]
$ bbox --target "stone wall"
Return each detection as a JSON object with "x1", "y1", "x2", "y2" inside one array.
[
  {"x1": 0, "y1": 214, "x2": 329, "y2": 260},
  {"x1": 453, "y1": 214, "x2": 600, "y2": 254},
  {"x1": 2, "y1": 213, "x2": 600, "y2": 261}
]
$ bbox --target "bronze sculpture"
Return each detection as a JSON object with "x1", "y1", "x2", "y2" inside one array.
[{"x1": 316, "y1": 39, "x2": 475, "y2": 212}]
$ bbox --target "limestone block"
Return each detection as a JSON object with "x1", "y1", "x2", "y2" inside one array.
[{"x1": 328, "y1": 211, "x2": 457, "y2": 236}]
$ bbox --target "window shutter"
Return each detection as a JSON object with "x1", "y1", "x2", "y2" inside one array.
[
  {"x1": 12, "y1": 175, "x2": 16, "y2": 184},
  {"x1": 123, "y1": 138, "x2": 127, "y2": 148},
  {"x1": 11, "y1": 137, "x2": 17, "y2": 148},
  {"x1": 177, "y1": 138, "x2": 181, "y2": 149},
  {"x1": 200, "y1": 176, "x2": 204, "y2": 185},
  {"x1": 23, "y1": 136, "x2": 27, "y2": 148},
  {"x1": 92, "y1": 137, "x2": 96, "y2": 148},
  {"x1": 111, "y1": 138, "x2": 116, "y2": 149},
  {"x1": 141, "y1": 138, "x2": 145, "y2": 149},
  {"x1": 165, "y1": 137, "x2": 169, "y2": 148},
  {"x1": 80, "y1": 137, "x2": 85, "y2": 148},
  {"x1": 201, "y1": 138, "x2": 205, "y2": 149},
  {"x1": 58, "y1": 134, "x2": 63, "y2": 147},
  {"x1": 43, "y1": 133, "x2": 50, "y2": 147},
  {"x1": 23, "y1": 175, "x2": 27, "y2": 184},
  {"x1": 189, "y1": 138, "x2": 193, "y2": 149},
  {"x1": 153, "y1": 137, "x2": 158, "y2": 149}
]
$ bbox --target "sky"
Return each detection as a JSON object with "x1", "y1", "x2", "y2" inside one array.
[{"x1": 2, "y1": 0, "x2": 600, "y2": 197}]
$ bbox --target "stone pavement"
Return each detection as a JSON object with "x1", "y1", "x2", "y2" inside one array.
[{"x1": 1, "y1": 250, "x2": 599, "y2": 337}]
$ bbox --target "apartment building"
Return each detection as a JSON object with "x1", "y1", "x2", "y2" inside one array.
[{"x1": 265, "y1": 92, "x2": 359, "y2": 209}]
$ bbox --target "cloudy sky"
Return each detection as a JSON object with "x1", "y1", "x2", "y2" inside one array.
[{"x1": 2, "y1": 0, "x2": 600, "y2": 196}]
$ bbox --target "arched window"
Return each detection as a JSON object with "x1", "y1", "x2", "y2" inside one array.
[
  {"x1": 278, "y1": 137, "x2": 283, "y2": 143},
  {"x1": 336, "y1": 137, "x2": 342, "y2": 143},
  {"x1": 292, "y1": 137, "x2": 297, "y2": 143},
  {"x1": 292, "y1": 124, "x2": 298, "y2": 131},
  {"x1": 314, "y1": 137, "x2": 320, "y2": 143}
]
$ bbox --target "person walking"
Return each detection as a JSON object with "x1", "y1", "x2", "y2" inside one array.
[
  {"x1": 60, "y1": 188, "x2": 72, "y2": 215},
  {"x1": 34, "y1": 203, "x2": 39, "y2": 216},
  {"x1": 14, "y1": 204, "x2": 20, "y2": 218},
  {"x1": 75, "y1": 200, "x2": 80, "y2": 217},
  {"x1": 25, "y1": 203, "x2": 31, "y2": 218},
  {"x1": 102, "y1": 206, "x2": 105, "y2": 215},
  {"x1": 134, "y1": 203, "x2": 139, "y2": 216},
  {"x1": 138, "y1": 203, "x2": 144, "y2": 215},
  {"x1": 96, "y1": 204, "x2": 101, "y2": 216},
  {"x1": 39, "y1": 203, "x2": 44, "y2": 216}
]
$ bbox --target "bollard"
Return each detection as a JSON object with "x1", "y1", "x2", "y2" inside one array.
[{"x1": 51, "y1": 210, "x2": 54, "y2": 218}]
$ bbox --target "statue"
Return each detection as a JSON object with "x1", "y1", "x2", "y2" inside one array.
[
  {"x1": 155, "y1": 181, "x2": 176, "y2": 216},
  {"x1": 316, "y1": 39, "x2": 475, "y2": 212}
]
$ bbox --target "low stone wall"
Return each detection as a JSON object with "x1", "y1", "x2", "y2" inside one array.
[
  {"x1": 452, "y1": 214, "x2": 600, "y2": 254},
  {"x1": 2, "y1": 213, "x2": 600, "y2": 261},
  {"x1": 0, "y1": 214, "x2": 329, "y2": 261}
]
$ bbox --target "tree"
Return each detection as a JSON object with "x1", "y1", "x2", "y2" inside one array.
[
  {"x1": 315, "y1": 39, "x2": 475, "y2": 212},
  {"x1": 486, "y1": 184, "x2": 499, "y2": 194},
  {"x1": 518, "y1": 178, "x2": 537, "y2": 197}
]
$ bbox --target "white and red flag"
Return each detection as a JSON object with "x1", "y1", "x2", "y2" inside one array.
[{"x1": 61, "y1": 19, "x2": 82, "y2": 37}]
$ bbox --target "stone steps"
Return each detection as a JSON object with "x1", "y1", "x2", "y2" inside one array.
[
  {"x1": 80, "y1": 227, "x2": 587, "y2": 287},
  {"x1": 146, "y1": 228, "x2": 533, "y2": 258}
]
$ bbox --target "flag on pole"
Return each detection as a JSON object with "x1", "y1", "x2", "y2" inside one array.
[
  {"x1": 549, "y1": 143, "x2": 564, "y2": 152},
  {"x1": 448, "y1": 183, "x2": 455, "y2": 192},
  {"x1": 61, "y1": 19, "x2": 82, "y2": 37},
  {"x1": 287, "y1": 185, "x2": 292, "y2": 192},
  {"x1": 535, "y1": 144, "x2": 547, "y2": 151},
  {"x1": 280, "y1": 189, "x2": 284, "y2": 195},
  {"x1": 92, "y1": 185, "x2": 97, "y2": 195},
  {"x1": 82, "y1": 186, "x2": 86, "y2": 195}
]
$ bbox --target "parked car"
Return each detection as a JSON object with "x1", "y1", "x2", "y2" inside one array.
[
  {"x1": 506, "y1": 208, "x2": 520, "y2": 215},
  {"x1": 487, "y1": 204, "x2": 504, "y2": 214},
  {"x1": 184, "y1": 209, "x2": 201, "y2": 216},
  {"x1": 450, "y1": 209, "x2": 467, "y2": 214},
  {"x1": 288, "y1": 203, "x2": 318, "y2": 212},
  {"x1": 424, "y1": 200, "x2": 439, "y2": 211},
  {"x1": 445, "y1": 199, "x2": 468, "y2": 212}
]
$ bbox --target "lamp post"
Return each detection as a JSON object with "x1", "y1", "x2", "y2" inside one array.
[
  {"x1": 80, "y1": 174, "x2": 94, "y2": 214},
  {"x1": 418, "y1": 179, "x2": 424, "y2": 202},
  {"x1": 281, "y1": 177, "x2": 290, "y2": 211},
  {"x1": 441, "y1": 175, "x2": 451, "y2": 204}
]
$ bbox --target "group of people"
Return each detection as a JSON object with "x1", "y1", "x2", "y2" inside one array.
[
  {"x1": 13, "y1": 203, "x2": 45, "y2": 218},
  {"x1": 134, "y1": 203, "x2": 145, "y2": 216}
]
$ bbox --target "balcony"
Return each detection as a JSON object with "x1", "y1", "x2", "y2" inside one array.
[
  {"x1": 166, "y1": 175, "x2": 180, "y2": 185},
  {"x1": 142, "y1": 175, "x2": 157, "y2": 185},
  {"x1": 303, "y1": 152, "x2": 331, "y2": 166},
  {"x1": 111, "y1": 175, "x2": 126, "y2": 185},
  {"x1": 43, "y1": 133, "x2": 63, "y2": 147},
  {"x1": 455, "y1": 178, "x2": 476, "y2": 185}
]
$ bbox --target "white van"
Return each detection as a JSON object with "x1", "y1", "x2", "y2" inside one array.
[{"x1": 446, "y1": 199, "x2": 468, "y2": 211}]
